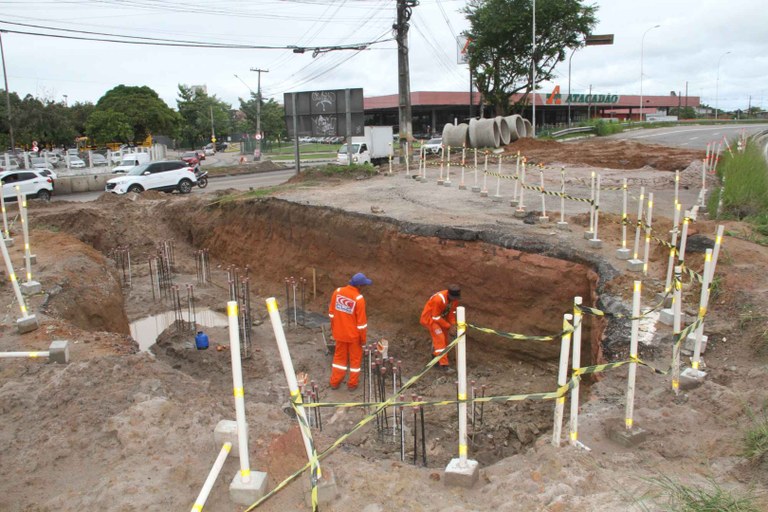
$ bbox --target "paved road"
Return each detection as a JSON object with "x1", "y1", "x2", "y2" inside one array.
[
  {"x1": 54, "y1": 168, "x2": 297, "y2": 202},
  {"x1": 607, "y1": 123, "x2": 768, "y2": 149}
]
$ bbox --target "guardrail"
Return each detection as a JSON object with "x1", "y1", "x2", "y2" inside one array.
[{"x1": 550, "y1": 126, "x2": 596, "y2": 138}]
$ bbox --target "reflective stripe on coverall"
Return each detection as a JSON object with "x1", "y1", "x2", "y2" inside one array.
[
  {"x1": 419, "y1": 290, "x2": 458, "y2": 366},
  {"x1": 328, "y1": 285, "x2": 368, "y2": 388}
]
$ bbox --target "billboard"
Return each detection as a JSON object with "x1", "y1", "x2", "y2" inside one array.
[{"x1": 284, "y1": 88, "x2": 365, "y2": 138}]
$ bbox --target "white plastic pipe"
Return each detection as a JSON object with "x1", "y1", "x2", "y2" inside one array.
[
  {"x1": 707, "y1": 225, "x2": 725, "y2": 283},
  {"x1": 512, "y1": 152, "x2": 520, "y2": 199},
  {"x1": 445, "y1": 146, "x2": 452, "y2": 184},
  {"x1": 540, "y1": 169, "x2": 546, "y2": 217},
  {"x1": 692, "y1": 250, "x2": 713, "y2": 370},
  {"x1": 438, "y1": 146, "x2": 444, "y2": 182},
  {"x1": 559, "y1": 168, "x2": 566, "y2": 224},
  {"x1": 678, "y1": 215, "x2": 691, "y2": 265},
  {"x1": 591, "y1": 174, "x2": 601, "y2": 241},
  {"x1": 671, "y1": 265, "x2": 682, "y2": 394},
  {"x1": 456, "y1": 306, "x2": 468, "y2": 466},
  {"x1": 226, "y1": 301, "x2": 251, "y2": 483},
  {"x1": 265, "y1": 297, "x2": 321, "y2": 477},
  {"x1": 518, "y1": 159, "x2": 526, "y2": 208},
  {"x1": 494, "y1": 155, "x2": 501, "y2": 196},
  {"x1": 569, "y1": 296, "x2": 582, "y2": 445},
  {"x1": 664, "y1": 203, "x2": 682, "y2": 294},
  {"x1": 481, "y1": 153, "x2": 488, "y2": 193},
  {"x1": 632, "y1": 187, "x2": 645, "y2": 260},
  {"x1": 472, "y1": 148, "x2": 478, "y2": 188},
  {"x1": 625, "y1": 281, "x2": 642, "y2": 430},
  {"x1": 588, "y1": 171, "x2": 596, "y2": 233},
  {"x1": 674, "y1": 170, "x2": 680, "y2": 207},
  {"x1": 190, "y1": 442, "x2": 232, "y2": 512},
  {"x1": 1, "y1": 188, "x2": 9, "y2": 239},
  {"x1": 15, "y1": 189, "x2": 32, "y2": 283},
  {"x1": 0, "y1": 351, "x2": 50, "y2": 359},
  {"x1": 552, "y1": 313, "x2": 573, "y2": 447},
  {"x1": 0, "y1": 222, "x2": 30, "y2": 318},
  {"x1": 642, "y1": 192, "x2": 654, "y2": 275},
  {"x1": 620, "y1": 178, "x2": 628, "y2": 250}
]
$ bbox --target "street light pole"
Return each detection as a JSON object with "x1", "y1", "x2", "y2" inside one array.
[
  {"x1": 639, "y1": 24, "x2": 660, "y2": 122},
  {"x1": 531, "y1": 0, "x2": 536, "y2": 135},
  {"x1": 249, "y1": 68, "x2": 269, "y2": 140},
  {"x1": 568, "y1": 34, "x2": 614, "y2": 128},
  {"x1": 715, "y1": 51, "x2": 731, "y2": 121},
  {"x1": 568, "y1": 47, "x2": 576, "y2": 127},
  {"x1": 0, "y1": 30, "x2": 15, "y2": 152}
]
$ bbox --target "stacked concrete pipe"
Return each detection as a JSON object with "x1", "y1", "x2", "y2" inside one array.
[
  {"x1": 495, "y1": 116, "x2": 512, "y2": 146},
  {"x1": 522, "y1": 118, "x2": 534, "y2": 138},
  {"x1": 468, "y1": 118, "x2": 501, "y2": 148},
  {"x1": 442, "y1": 123, "x2": 470, "y2": 149},
  {"x1": 503, "y1": 115, "x2": 525, "y2": 143}
]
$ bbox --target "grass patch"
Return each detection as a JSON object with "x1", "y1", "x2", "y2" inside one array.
[
  {"x1": 643, "y1": 475, "x2": 761, "y2": 512},
  {"x1": 299, "y1": 163, "x2": 378, "y2": 179},
  {"x1": 743, "y1": 405, "x2": 768, "y2": 461},
  {"x1": 709, "y1": 141, "x2": 768, "y2": 220},
  {"x1": 590, "y1": 119, "x2": 627, "y2": 136}
]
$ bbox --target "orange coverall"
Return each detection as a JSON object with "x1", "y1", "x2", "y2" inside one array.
[
  {"x1": 420, "y1": 290, "x2": 458, "y2": 366},
  {"x1": 328, "y1": 284, "x2": 368, "y2": 389}
]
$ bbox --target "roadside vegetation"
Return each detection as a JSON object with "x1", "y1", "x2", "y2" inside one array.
[
  {"x1": 743, "y1": 404, "x2": 768, "y2": 461},
  {"x1": 641, "y1": 475, "x2": 761, "y2": 512}
]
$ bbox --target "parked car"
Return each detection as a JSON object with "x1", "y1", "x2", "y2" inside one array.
[
  {"x1": 69, "y1": 156, "x2": 86, "y2": 169},
  {"x1": 204, "y1": 141, "x2": 228, "y2": 152},
  {"x1": 203, "y1": 147, "x2": 215, "y2": 156},
  {"x1": 105, "y1": 160, "x2": 197, "y2": 195},
  {"x1": 181, "y1": 151, "x2": 200, "y2": 166},
  {"x1": 0, "y1": 169, "x2": 54, "y2": 202},
  {"x1": 0, "y1": 155, "x2": 21, "y2": 172},
  {"x1": 422, "y1": 137, "x2": 443, "y2": 155},
  {"x1": 90, "y1": 153, "x2": 109, "y2": 166},
  {"x1": 39, "y1": 153, "x2": 60, "y2": 166},
  {"x1": 195, "y1": 150, "x2": 206, "y2": 161},
  {"x1": 30, "y1": 159, "x2": 56, "y2": 172}
]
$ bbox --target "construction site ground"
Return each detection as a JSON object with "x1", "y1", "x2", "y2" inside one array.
[{"x1": 1, "y1": 137, "x2": 767, "y2": 511}]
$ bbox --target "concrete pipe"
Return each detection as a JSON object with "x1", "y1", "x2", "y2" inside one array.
[
  {"x1": 522, "y1": 118, "x2": 534, "y2": 138},
  {"x1": 468, "y1": 118, "x2": 501, "y2": 149},
  {"x1": 503, "y1": 115, "x2": 525, "y2": 143},
  {"x1": 495, "y1": 116, "x2": 511, "y2": 146},
  {"x1": 442, "y1": 123, "x2": 470, "y2": 149}
]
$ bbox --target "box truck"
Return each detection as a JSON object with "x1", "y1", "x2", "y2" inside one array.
[
  {"x1": 336, "y1": 126, "x2": 394, "y2": 166},
  {"x1": 112, "y1": 152, "x2": 151, "y2": 174}
]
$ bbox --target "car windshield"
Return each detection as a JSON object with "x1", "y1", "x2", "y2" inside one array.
[
  {"x1": 338, "y1": 144, "x2": 360, "y2": 154},
  {"x1": 182, "y1": 152, "x2": 196, "y2": 158},
  {"x1": 128, "y1": 163, "x2": 151, "y2": 176}
]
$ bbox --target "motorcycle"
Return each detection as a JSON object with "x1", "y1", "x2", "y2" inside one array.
[{"x1": 195, "y1": 168, "x2": 208, "y2": 188}]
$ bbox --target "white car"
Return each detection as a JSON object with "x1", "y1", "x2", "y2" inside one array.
[
  {"x1": 203, "y1": 147, "x2": 215, "y2": 156},
  {"x1": 422, "y1": 137, "x2": 443, "y2": 155},
  {"x1": 0, "y1": 169, "x2": 54, "y2": 202},
  {"x1": 69, "y1": 156, "x2": 86, "y2": 168},
  {"x1": 105, "y1": 160, "x2": 196, "y2": 195}
]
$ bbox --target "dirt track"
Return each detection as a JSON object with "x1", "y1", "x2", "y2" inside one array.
[{"x1": 1, "y1": 136, "x2": 766, "y2": 511}]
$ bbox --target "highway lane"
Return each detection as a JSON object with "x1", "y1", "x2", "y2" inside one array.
[
  {"x1": 607, "y1": 123, "x2": 768, "y2": 149},
  {"x1": 54, "y1": 167, "x2": 297, "y2": 202}
]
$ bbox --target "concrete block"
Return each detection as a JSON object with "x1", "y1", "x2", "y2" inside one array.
[
  {"x1": 655, "y1": 292, "x2": 673, "y2": 308},
  {"x1": 437, "y1": 180, "x2": 444, "y2": 186},
  {"x1": 627, "y1": 259, "x2": 644, "y2": 272},
  {"x1": 303, "y1": 468, "x2": 340, "y2": 507},
  {"x1": 21, "y1": 280, "x2": 42, "y2": 296},
  {"x1": 214, "y1": 420, "x2": 241, "y2": 457},
  {"x1": 470, "y1": 186, "x2": 480, "y2": 193},
  {"x1": 513, "y1": 209, "x2": 526, "y2": 219},
  {"x1": 229, "y1": 471, "x2": 268, "y2": 505},
  {"x1": 615, "y1": 247, "x2": 631, "y2": 260},
  {"x1": 491, "y1": 195, "x2": 502, "y2": 202},
  {"x1": 607, "y1": 424, "x2": 648, "y2": 448},
  {"x1": 684, "y1": 333, "x2": 708, "y2": 354},
  {"x1": 587, "y1": 238, "x2": 603, "y2": 249},
  {"x1": 509, "y1": 199, "x2": 519, "y2": 207},
  {"x1": 29, "y1": 254, "x2": 37, "y2": 265},
  {"x1": 444, "y1": 458, "x2": 479, "y2": 488},
  {"x1": 556, "y1": 221, "x2": 569, "y2": 231},
  {"x1": 658, "y1": 308, "x2": 674, "y2": 326},
  {"x1": 70, "y1": 177, "x2": 90, "y2": 193},
  {"x1": 48, "y1": 340, "x2": 70, "y2": 364},
  {"x1": 479, "y1": 191, "x2": 488, "y2": 197},
  {"x1": 17, "y1": 315, "x2": 39, "y2": 334},
  {"x1": 4, "y1": 237, "x2": 14, "y2": 248},
  {"x1": 583, "y1": 230, "x2": 594, "y2": 240},
  {"x1": 537, "y1": 216, "x2": 549, "y2": 224},
  {"x1": 679, "y1": 367, "x2": 707, "y2": 389},
  {"x1": 443, "y1": 180, "x2": 452, "y2": 187},
  {"x1": 458, "y1": 184, "x2": 467, "y2": 190}
]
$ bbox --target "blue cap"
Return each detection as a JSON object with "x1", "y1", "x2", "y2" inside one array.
[{"x1": 349, "y1": 272, "x2": 372, "y2": 287}]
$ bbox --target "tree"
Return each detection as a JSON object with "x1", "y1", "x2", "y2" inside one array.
[
  {"x1": 69, "y1": 101, "x2": 95, "y2": 136},
  {"x1": 93, "y1": 85, "x2": 179, "y2": 142},
  {"x1": 239, "y1": 95, "x2": 287, "y2": 141},
  {"x1": 86, "y1": 110, "x2": 134, "y2": 144},
  {"x1": 176, "y1": 85, "x2": 231, "y2": 148},
  {"x1": 464, "y1": 0, "x2": 597, "y2": 115}
]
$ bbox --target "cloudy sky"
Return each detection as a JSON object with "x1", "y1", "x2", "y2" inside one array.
[{"x1": 0, "y1": 0, "x2": 765, "y2": 112}]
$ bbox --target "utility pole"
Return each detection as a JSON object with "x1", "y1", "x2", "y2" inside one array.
[
  {"x1": 249, "y1": 68, "x2": 269, "y2": 142},
  {"x1": 210, "y1": 106, "x2": 216, "y2": 150},
  {"x1": 0, "y1": 31, "x2": 15, "y2": 152},
  {"x1": 395, "y1": 0, "x2": 417, "y2": 162}
]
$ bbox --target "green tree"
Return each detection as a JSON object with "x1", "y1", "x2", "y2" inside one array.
[
  {"x1": 85, "y1": 110, "x2": 134, "y2": 144},
  {"x1": 464, "y1": 0, "x2": 598, "y2": 115},
  {"x1": 238, "y1": 95, "x2": 287, "y2": 141},
  {"x1": 69, "y1": 101, "x2": 95, "y2": 136},
  {"x1": 93, "y1": 85, "x2": 179, "y2": 142},
  {"x1": 176, "y1": 85, "x2": 231, "y2": 148}
]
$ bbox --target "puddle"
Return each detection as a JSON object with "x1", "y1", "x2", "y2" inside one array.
[{"x1": 130, "y1": 308, "x2": 229, "y2": 351}]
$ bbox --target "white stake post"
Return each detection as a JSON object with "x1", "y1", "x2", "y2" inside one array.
[
  {"x1": 512, "y1": 152, "x2": 520, "y2": 199},
  {"x1": 459, "y1": 146, "x2": 465, "y2": 188},
  {"x1": 495, "y1": 155, "x2": 502, "y2": 196},
  {"x1": 190, "y1": 442, "x2": 232, "y2": 512},
  {"x1": 265, "y1": 297, "x2": 321, "y2": 477},
  {"x1": 642, "y1": 193, "x2": 654, "y2": 275},
  {"x1": 678, "y1": 215, "x2": 690, "y2": 267},
  {"x1": 691, "y1": 250, "x2": 712, "y2": 371},
  {"x1": 14, "y1": 188, "x2": 32, "y2": 283},
  {"x1": 664, "y1": 203, "x2": 682, "y2": 294},
  {"x1": 620, "y1": 178, "x2": 628, "y2": 251},
  {"x1": 472, "y1": 148, "x2": 479, "y2": 190},
  {"x1": 700, "y1": 158, "x2": 707, "y2": 207},
  {"x1": 674, "y1": 170, "x2": 680, "y2": 207},
  {"x1": 632, "y1": 187, "x2": 645, "y2": 260},
  {"x1": 0, "y1": 221, "x2": 31, "y2": 318},
  {"x1": 707, "y1": 225, "x2": 725, "y2": 283},
  {"x1": 226, "y1": 301, "x2": 251, "y2": 483},
  {"x1": 588, "y1": 171, "x2": 596, "y2": 233},
  {"x1": 445, "y1": 146, "x2": 452, "y2": 184},
  {"x1": 671, "y1": 265, "x2": 682, "y2": 394},
  {"x1": 518, "y1": 159, "x2": 526, "y2": 208},
  {"x1": 591, "y1": 174, "x2": 601, "y2": 241},
  {"x1": 539, "y1": 169, "x2": 546, "y2": 217},
  {"x1": 552, "y1": 313, "x2": 573, "y2": 447},
  {"x1": 625, "y1": 281, "x2": 642, "y2": 431},
  {"x1": 456, "y1": 306, "x2": 469, "y2": 466},
  {"x1": 1, "y1": 189, "x2": 9, "y2": 239},
  {"x1": 569, "y1": 296, "x2": 583, "y2": 445},
  {"x1": 438, "y1": 145, "x2": 444, "y2": 183},
  {"x1": 481, "y1": 153, "x2": 488, "y2": 194},
  {"x1": 405, "y1": 141, "x2": 410, "y2": 176},
  {"x1": 421, "y1": 146, "x2": 427, "y2": 181}
]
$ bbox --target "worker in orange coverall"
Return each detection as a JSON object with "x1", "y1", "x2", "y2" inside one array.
[
  {"x1": 328, "y1": 272, "x2": 371, "y2": 390},
  {"x1": 420, "y1": 284, "x2": 461, "y2": 371}
]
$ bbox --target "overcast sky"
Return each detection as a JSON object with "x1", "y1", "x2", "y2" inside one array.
[{"x1": 1, "y1": 0, "x2": 766, "y2": 112}]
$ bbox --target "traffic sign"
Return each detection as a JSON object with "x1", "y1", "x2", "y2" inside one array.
[{"x1": 255, "y1": 133, "x2": 262, "y2": 140}]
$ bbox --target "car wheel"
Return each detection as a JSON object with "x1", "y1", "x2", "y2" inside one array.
[
  {"x1": 37, "y1": 189, "x2": 51, "y2": 202},
  {"x1": 178, "y1": 179, "x2": 193, "y2": 194},
  {"x1": 127, "y1": 184, "x2": 143, "y2": 194}
]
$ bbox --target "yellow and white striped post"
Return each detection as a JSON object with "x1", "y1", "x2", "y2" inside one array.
[
  {"x1": 632, "y1": 186, "x2": 645, "y2": 260},
  {"x1": 227, "y1": 300, "x2": 251, "y2": 483},
  {"x1": 707, "y1": 225, "x2": 725, "y2": 283},
  {"x1": 591, "y1": 174, "x2": 601, "y2": 241},
  {"x1": 445, "y1": 146, "x2": 452, "y2": 185},
  {"x1": 0, "y1": 221, "x2": 30, "y2": 318},
  {"x1": 0, "y1": 189, "x2": 10, "y2": 240},
  {"x1": 678, "y1": 215, "x2": 691, "y2": 266},
  {"x1": 663, "y1": 202, "x2": 682, "y2": 294},
  {"x1": 692, "y1": 250, "x2": 713, "y2": 370},
  {"x1": 15, "y1": 188, "x2": 32, "y2": 283},
  {"x1": 569, "y1": 297, "x2": 582, "y2": 445},
  {"x1": 552, "y1": 313, "x2": 572, "y2": 447},
  {"x1": 587, "y1": 171, "x2": 596, "y2": 235},
  {"x1": 404, "y1": 141, "x2": 410, "y2": 176},
  {"x1": 518, "y1": 157, "x2": 527, "y2": 209},
  {"x1": 671, "y1": 266, "x2": 683, "y2": 394},
  {"x1": 437, "y1": 145, "x2": 445, "y2": 184},
  {"x1": 642, "y1": 192, "x2": 654, "y2": 275},
  {"x1": 190, "y1": 442, "x2": 232, "y2": 512},
  {"x1": 456, "y1": 306, "x2": 468, "y2": 465},
  {"x1": 559, "y1": 167, "x2": 567, "y2": 225},
  {"x1": 512, "y1": 151, "x2": 520, "y2": 200},
  {"x1": 625, "y1": 281, "x2": 642, "y2": 431}
]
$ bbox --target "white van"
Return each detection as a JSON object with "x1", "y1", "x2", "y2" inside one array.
[{"x1": 112, "y1": 152, "x2": 150, "y2": 173}]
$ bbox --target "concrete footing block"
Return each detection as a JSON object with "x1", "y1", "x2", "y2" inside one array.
[
  {"x1": 655, "y1": 292, "x2": 673, "y2": 308},
  {"x1": 658, "y1": 308, "x2": 674, "y2": 326},
  {"x1": 537, "y1": 216, "x2": 549, "y2": 224},
  {"x1": 3, "y1": 237, "x2": 13, "y2": 247},
  {"x1": 17, "y1": 315, "x2": 39, "y2": 334},
  {"x1": 437, "y1": 180, "x2": 444, "y2": 186},
  {"x1": 491, "y1": 195, "x2": 502, "y2": 202},
  {"x1": 556, "y1": 221, "x2": 569, "y2": 230},
  {"x1": 215, "y1": 420, "x2": 241, "y2": 457},
  {"x1": 444, "y1": 458, "x2": 479, "y2": 488},
  {"x1": 583, "y1": 230, "x2": 594, "y2": 240},
  {"x1": 615, "y1": 248, "x2": 631, "y2": 260},
  {"x1": 21, "y1": 280, "x2": 42, "y2": 296},
  {"x1": 443, "y1": 181, "x2": 452, "y2": 187},
  {"x1": 29, "y1": 254, "x2": 37, "y2": 265},
  {"x1": 479, "y1": 191, "x2": 488, "y2": 197},
  {"x1": 627, "y1": 259, "x2": 644, "y2": 272},
  {"x1": 679, "y1": 367, "x2": 707, "y2": 389},
  {"x1": 48, "y1": 340, "x2": 70, "y2": 364},
  {"x1": 587, "y1": 238, "x2": 603, "y2": 249},
  {"x1": 607, "y1": 424, "x2": 648, "y2": 448},
  {"x1": 303, "y1": 468, "x2": 340, "y2": 507},
  {"x1": 683, "y1": 333, "x2": 708, "y2": 354},
  {"x1": 471, "y1": 186, "x2": 480, "y2": 192},
  {"x1": 458, "y1": 184, "x2": 467, "y2": 190},
  {"x1": 229, "y1": 471, "x2": 268, "y2": 505},
  {"x1": 509, "y1": 200, "x2": 519, "y2": 207},
  {"x1": 513, "y1": 209, "x2": 526, "y2": 219}
]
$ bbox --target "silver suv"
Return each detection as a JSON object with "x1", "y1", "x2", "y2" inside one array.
[
  {"x1": 105, "y1": 160, "x2": 197, "y2": 195},
  {"x1": 1, "y1": 169, "x2": 54, "y2": 202}
]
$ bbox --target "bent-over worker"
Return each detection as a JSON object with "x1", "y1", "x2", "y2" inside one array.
[
  {"x1": 420, "y1": 284, "x2": 461, "y2": 370},
  {"x1": 328, "y1": 272, "x2": 371, "y2": 390}
]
